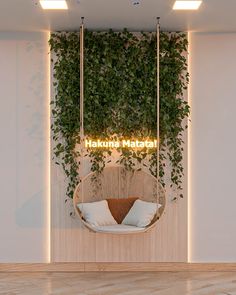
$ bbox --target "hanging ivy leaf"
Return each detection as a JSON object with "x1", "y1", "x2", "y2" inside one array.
[{"x1": 49, "y1": 30, "x2": 190, "y2": 199}]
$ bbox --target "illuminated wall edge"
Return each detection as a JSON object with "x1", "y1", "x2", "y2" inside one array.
[
  {"x1": 48, "y1": 31, "x2": 51, "y2": 263},
  {"x1": 187, "y1": 31, "x2": 192, "y2": 263}
]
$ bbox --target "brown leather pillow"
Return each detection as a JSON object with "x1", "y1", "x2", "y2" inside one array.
[{"x1": 106, "y1": 197, "x2": 138, "y2": 224}]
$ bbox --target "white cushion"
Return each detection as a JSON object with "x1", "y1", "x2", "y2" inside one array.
[
  {"x1": 95, "y1": 224, "x2": 144, "y2": 233},
  {"x1": 77, "y1": 200, "x2": 117, "y2": 227},
  {"x1": 122, "y1": 199, "x2": 162, "y2": 228}
]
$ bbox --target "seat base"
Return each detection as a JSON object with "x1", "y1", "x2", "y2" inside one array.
[{"x1": 93, "y1": 224, "x2": 145, "y2": 233}]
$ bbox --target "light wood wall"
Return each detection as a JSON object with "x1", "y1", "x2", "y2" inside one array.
[
  {"x1": 50, "y1": 41, "x2": 188, "y2": 263},
  {"x1": 51, "y1": 149, "x2": 187, "y2": 262}
]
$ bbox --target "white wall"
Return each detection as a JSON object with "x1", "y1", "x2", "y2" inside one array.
[
  {"x1": 1, "y1": 31, "x2": 236, "y2": 263},
  {"x1": 0, "y1": 32, "x2": 50, "y2": 262},
  {"x1": 189, "y1": 33, "x2": 236, "y2": 262}
]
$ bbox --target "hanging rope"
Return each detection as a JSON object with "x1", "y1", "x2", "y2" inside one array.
[
  {"x1": 156, "y1": 17, "x2": 160, "y2": 204},
  {"x1": 79, "y1": 17, "x2": 160, "y2": 207},
  {"x1": 80, "y1": 17, "x2": 84, "y2": 204}
]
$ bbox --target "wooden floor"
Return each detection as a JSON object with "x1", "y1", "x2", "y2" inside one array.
[{"x1": 0, "y1": 272, "x2": 236, "y2": 295}]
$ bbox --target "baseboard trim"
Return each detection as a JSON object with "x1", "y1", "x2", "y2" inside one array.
[{"x1": 1, "y1": 263, "x2": 236, "y2": 272}]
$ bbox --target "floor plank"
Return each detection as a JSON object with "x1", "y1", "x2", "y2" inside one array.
[{"x1": 0, "y1": 272, "x2": 235, "y2": 295}]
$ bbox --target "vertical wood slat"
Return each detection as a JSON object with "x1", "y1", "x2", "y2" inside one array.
[{"x1": 51, "y1": 163, "x2": 187, "y2": 262}]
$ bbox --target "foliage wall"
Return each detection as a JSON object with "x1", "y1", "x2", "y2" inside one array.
[{"x1": 49, "y1": 30, "x2": 189, "y2": 199}]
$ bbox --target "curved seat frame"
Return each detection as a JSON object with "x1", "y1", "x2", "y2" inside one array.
[{"x1": 73, "y1": 166, "x2": 166, "y2": 234}]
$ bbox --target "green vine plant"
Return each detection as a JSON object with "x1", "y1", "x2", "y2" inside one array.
[{"x1": 49, "y1": 30, "x2": 190, "y2": 200}]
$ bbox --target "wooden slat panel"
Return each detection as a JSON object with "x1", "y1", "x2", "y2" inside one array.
[{"x1": 51, "y1": 141, "x2": 188, "y2": 262}]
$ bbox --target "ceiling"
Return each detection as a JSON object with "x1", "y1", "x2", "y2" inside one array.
[{"x1": 0, "y1": 0, "x2": 236, "y2": 32}]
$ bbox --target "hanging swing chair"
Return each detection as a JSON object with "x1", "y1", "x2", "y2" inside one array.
[
  {"x1": 73, "y1": 166, "x2": 166, "y2": 234},
  {"x1": 73, "y1": 17, "x2": 166, "y2": 234}
]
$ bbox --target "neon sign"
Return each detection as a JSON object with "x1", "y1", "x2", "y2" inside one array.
[{"x1": 85, "y1": 139, "x2": 158, "y2": 149}]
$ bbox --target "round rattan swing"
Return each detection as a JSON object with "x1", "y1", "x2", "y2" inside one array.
[{"x1": 73, "y1": 17, "x2": 166, "y2": 234}]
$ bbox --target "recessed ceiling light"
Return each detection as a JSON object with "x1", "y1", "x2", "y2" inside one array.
[
  {"x1": 131, "y1": 0, "x2": 141, "y2": 5},
  {"x1": 173, "y1": 1, "x2": 202, "y2": 10},
  {"x1": 39, "y1": 0, "x2": 68, "y2": 10}
]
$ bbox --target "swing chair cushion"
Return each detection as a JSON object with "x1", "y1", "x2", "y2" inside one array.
[
  {"x1": 122, "y1": 199, "x2": 162, "y2": 228},
  {"x1": 106, "y1": 197, "x2": 138, "y2": 224},
  {"x1": 77, "y1": 200, "x2": 117, "y2": 227}
]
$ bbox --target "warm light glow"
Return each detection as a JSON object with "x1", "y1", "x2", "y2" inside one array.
[
  {"x1": 173, "y1": 1, "x2": 202, "y2": 10},
  {"x1": 187, "y1": 31, "x2": 192, "y2": 262},
  {"x1": 47, "y1": 31, "x2": 51, "y2": 263},
  {"x1": 39, "y1": 0, "x2": 68, "y2": 10},
  {"x1": 85, "y1": 139, "x2": 158, "y2": 149}
]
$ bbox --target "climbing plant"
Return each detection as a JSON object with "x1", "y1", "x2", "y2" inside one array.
[{"x1": 49, "y1": 30, "x2": 190, "y2": 199}]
